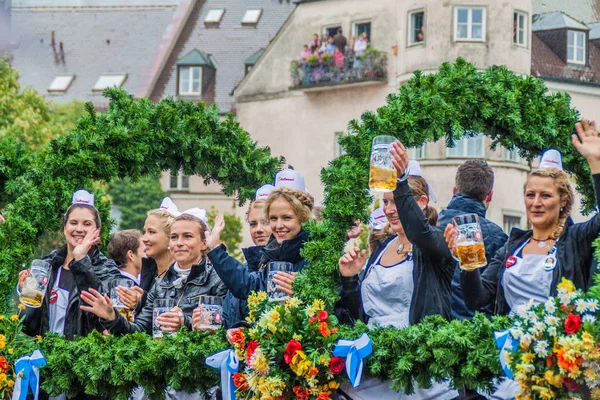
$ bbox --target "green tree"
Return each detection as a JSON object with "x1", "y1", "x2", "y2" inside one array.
[
  {"x1": 109, "y1": 174, "x2": 166, "y2": 230},
  {"x1": 207, "y1": 206, "x2": 243, "y2": 260}
]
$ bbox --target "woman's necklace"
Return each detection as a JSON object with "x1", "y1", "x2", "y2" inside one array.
[
  {"x1": 531, "y1": 237, "x2": 554, "y2": 249},
  {"x1": 395, "y1": 236, "x2": 412, "y2": 255}
]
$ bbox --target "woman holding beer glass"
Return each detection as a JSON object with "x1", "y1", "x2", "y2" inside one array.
[
  {"x1": 337, "y1": 142, "x2": 457, "y2": 399},
  {"x1": 80, "y1": 209, "x2": 226, "y2": 335},
  {"x1": 445, "y1": 120, "x2": 600, "y2": 315},
  {"x1": 18, "y1": 190, "x2": 121, "y2": 339}
]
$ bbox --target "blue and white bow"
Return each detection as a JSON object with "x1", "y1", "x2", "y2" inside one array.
[
  {"x1": 12, "y1": 349, "x2": 46, "y2": 400},
  {"x1": 333, "y1": 333, "x2": 373, "y2": 387},
  {"x1": 494, "y1": 330, "x2": 518, "y2": 379},
  {"x1": 205, "y1": 349, "x2": 239, "y2": 400}
]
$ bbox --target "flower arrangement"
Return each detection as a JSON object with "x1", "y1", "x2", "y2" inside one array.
[
  {"x1": 230, "y1": 292, "x2": 344, "y2": 400},
  {"x1": 507, "y1": 278, "x2": 600, "y2": 399}
]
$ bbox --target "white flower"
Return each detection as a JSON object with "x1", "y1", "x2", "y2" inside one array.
[
  {"x1": 548, "y1": 326, "x2": 557, "y2": 337},
  {"x1": 533, "y1": 321, "x2": 546, "y2": 332},
  {"x1": 558, "y1": 292, "x2": 571, "y2": 306},
  {"x1": 544, "y1": 299, "x2": 556, "y2": 314},
  {"x1": 527, "y1": 311, "x2": 539, "y2": 323},
  {"x1": 576, "y1": 299, "x2": 588, "y2": 313},
  {"x1": 544, "y1": 315, "x2": 559, "y2": 326},
  {"x1": 583, "y1": 314, "x2": 597, "y2": 324},
  {"x1": 515, "y1": 304, "x2": 529, "y2": 319},
  {"x1": 557, "y1": 286, "x2": 568, "y2": 295},
  {"x1": 510, "y1": 327, "x2": 524, "y2": 340},
  {"x1": 534, "y1": 340, "x2": 549, "y2": 358},
  {"x1": 522, "y1": 363, "x2": 535, "y2": 373},
  {"x1": 520, "y1": 334, "x2": 533, "y2": 348},
  {"x1": 588, "y1": 299, "x2": 599, "y2": 312}
]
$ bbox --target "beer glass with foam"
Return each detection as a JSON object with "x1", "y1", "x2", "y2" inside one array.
[
  {"x1": 196, "y1": 295, "x2": 223, "y2": 331},
  {"x1": 369, "y1": 135, "x2": 397, "y2": 192},
  {"x1": 453, "y1": 214, "x2": 487, "y2": 271},
  {"x1": 19, "y1": 260, "x2": 51, "y2": 308}
]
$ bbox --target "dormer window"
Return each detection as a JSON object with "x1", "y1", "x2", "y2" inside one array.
[
  {"x1": 204, "y1": 9, "x2": 225, "y2": 27},
  {"x1": 92, "y1": 74, "x2": 127, "y2": 91},
  {"x1": 568, "y1": 30, "x2": 586, "y2": 64},
  {"x1": 242, "y1": 9, "x2": 262, "y2": 26},
  {"x1": 48, "y1": 74, "x2": 75, "y2": 93},
  {"x1": 176, "y1": 49, "x2": 217, "y2": 96}
]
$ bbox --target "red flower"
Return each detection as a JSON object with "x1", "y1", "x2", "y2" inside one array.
[
  {"x1": 293, "y1": 386, "x2": 309, "y2": 399},
  {"x1": 230, "y1": 329, "x2": 245, "y2": 347},
  {"x1": 246, "y1": 340, "x2": 259, "y2": 361},
  {"x1": 284, "y1": 339, "x2": 303, "y2": 364},
  {"x1": 316, "y1": 393, "x2": 331, "y2": 400},
  {"x1": 309, "y1": 314, "x2": 317, "y2": 324},
  {"x1": 563, "y1": 377, "x2": 580, "y2": 392},
  {"x1": 318, "y1": 310, "x2": 329, "y2": 322},
  {"x1": 233, "y1": 372, "x2": 249, "y2": 391},
  {"x1": 546, "y1": 354, "x2": 556, "y2": 367},
  {"x1": 0, "y1": 356, "x2": 8, "y2": 373},
  {"x1": 564, "y1": 314, "x2": 582, "y2": 335},
  {"x1": 329, "y1": 356, "x2": 344, "y2": 374}
]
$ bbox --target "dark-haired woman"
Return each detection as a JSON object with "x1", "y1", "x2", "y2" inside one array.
[
  {"x1": 18, "y1": 190, "x2": 121, "y2": 340},
  {"x1": 337, "y1": 146, "x2": 457, "y2": 399}
]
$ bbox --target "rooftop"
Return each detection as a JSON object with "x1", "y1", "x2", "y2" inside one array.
[{"x1": 532, "y1": 11, "x2": 589, "y2": 31}]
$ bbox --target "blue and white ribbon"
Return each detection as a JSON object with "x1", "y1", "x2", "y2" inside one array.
[
  {"x1": 333, "y1": 333, "x2": 373, "y2": 387},
  {"x1": 205, "y1": 349, "x2": 239, "y2": 400},
  {"x1": 12, "y1": 349, "x2": 46, "y2": 400},
  {"x1": 494, "y1": 330, "x2": 518, "y2": 379}
]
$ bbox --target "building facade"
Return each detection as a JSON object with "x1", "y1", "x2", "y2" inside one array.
[{"x1": 233, "y1": 0, "x2": 600, "y2": 239}]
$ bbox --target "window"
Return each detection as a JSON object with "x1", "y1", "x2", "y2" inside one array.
[
  {"x1": 323, "y1": 25, "x2": 341, "y2": 38},
  {"x1": 407, "y1": 144, "x2": 427, "y2": 160},
  {"x1": 408, "y1": 10, "x2": 425, "y2": 46},
  {"x1": 446, "y1": 134, "x2": 484, "y2": 157},
  {"x1": 503, "y1": 215, "x2": 521, "y2": 233},
  {"x1": 48, "y1": 74, "x2": 75, "y2": 92},
  {"x1": 568, "y1": 30, "x2": 586, "y2": 64},
  {"x1": 513, "y1": 11, "x2": 527, "y2": 47},
  {"x1": 353, "y1": 20, "x2": 372, "y2": 42},
  {"x1": 204, "y1": 9, "x2": 225, "y2": 26},
  {"x1": 242, "y1": 9, "x2": 262, "y2": 26},
  {"x1": 178, "y1": 66, "x2": 202, "y2": 95},
  {"x1": 504, "y1": 148, "x2": 522, "y2": 162},
  {"x1": 334, "y1": 132, "x2": 344, "y2": 158},
  {"x1": 454, "y1": 7, "x2": 486, "y2": 41},
  {"x1": 92, "y1": 74, "x2": 127, "y2": 91},
  {"x1": 169, "y1": 170, "x2": 190, "y2": 191}
]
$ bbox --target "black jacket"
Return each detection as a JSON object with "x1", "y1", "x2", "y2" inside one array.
[
  {"x1": 103, "y1": 258, "x2": 227, "y2": 334},
  {"x1": 439, "y1": 194, "x2": 508, "y2": 320},
  {"x1": 339, "y1": 180, "x2": 456, "y2": 326},
  {"x1": 208, "y1": 230, "x2": 310, "y2": 301},
  {"x1": 21, "y1": 246, "x2": 121, "y2": 340},
  {"x1": 461, "y1": 173, "x2": 600, "y2": 315}
]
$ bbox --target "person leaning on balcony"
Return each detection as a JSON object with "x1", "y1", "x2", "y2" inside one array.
[
  {"x1": 344, "y1": 36, "x2": 356, "y2": 70},
  {"x1": 444, "y1": 120, "x2": 600, "y2": 399},
  {"x1": 300, "y1": 45, "x2": 312, "y2": 61},
  {"x1": 80, "y1": 208, "x2": 227, "y2": 335},
  {"x1": 309, "y1": 33, "x2": 319, "y2": 53},
  {"x1": 17, "y1": 190, "x2": 121, "y2": 340},
  {"x1": 337, "y1": 147, "x2": 458, "y2": 399},
  {"x1": 334, "y1": 28, "x2": 347, "y2": 51}
]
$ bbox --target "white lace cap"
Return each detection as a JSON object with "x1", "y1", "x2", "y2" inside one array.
[
  {"x1": 275, "y1": 169, "x2": 306, "y2": 191},
  {"x1": 72, "y1": 190, "x2": 95, "y2": 207},
  {"x1": 369, "y1": 208, "x2": 388, "y2": 231},
  {"x1": 159, "y1": 197, "x2": 181, "y2": 217},
  {"x1": 180, "y1": 208, "x2": 211, "y2": 231},
  {"x1": 407, "y1": 160, "x2": 437, "y2": 203},
  {"x1": 255, "y1": 184, "x2": 276, "y2": 200},
  {"x1": 538, "y1": 149, "x2": 563, "y2": 171}
]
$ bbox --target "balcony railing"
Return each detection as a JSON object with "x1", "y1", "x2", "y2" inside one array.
[{"x1": 291, "y1": 48, "x2": 388, "y2": 89}]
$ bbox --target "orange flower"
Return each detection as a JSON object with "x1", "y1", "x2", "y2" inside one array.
[
  {"x1": 308, "y1": 367, "x2": 319, "y2": 377},
  {"x1": 0, "y1": 357, "x2": 9, "y2": 374},
  {"x1": 316, "y1": 393, "x2": 331, "y2": 400},
  {"x1": 331, "y1": 327, "x2": 338, "y2": 334},
  {"x1": 293, "y1": 386, "x2": 309, "y2": 399},
  {"x1": 230, "y1": 329, "x2": 246, "y2": 347},
  {"x1": 556, "y1": 349, "x2": 583, "y2": 372},
  {"x1": 232, "y1": 372, "x2": 249, "y2": 391},
  {"x1": 319, "y1": 322, "x2": 331, "y2": 337}
]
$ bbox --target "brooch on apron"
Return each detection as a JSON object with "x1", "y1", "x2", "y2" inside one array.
[
  {"x1": 49, "y1": 289, "x2": 58, "y2": 304},
  {"x1": 505, "y1": 256, "x2": 517, "y2": 269},
  {"x1": 543, "y1": 255, "x2": 557, "y2": 271}
]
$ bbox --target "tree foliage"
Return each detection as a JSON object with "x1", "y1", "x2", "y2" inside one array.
[
  {"x1": 109, "y1": 174, "x2": 166, "y2": 231},
  {"x1": 207, "y1": 206, "x2": 243, "y2": 261}
]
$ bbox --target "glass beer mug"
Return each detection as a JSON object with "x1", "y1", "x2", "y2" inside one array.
[
  {"x1": 453, "y1": 214, "x2": 487, "y2": 271},
  {"x1": 368, "y1": 135, "x2": 397, "y2": 192},
  {"x1": 20, "y1": 260, "x2": 52, "y2": 308}
]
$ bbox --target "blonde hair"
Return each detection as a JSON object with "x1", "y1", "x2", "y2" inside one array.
[
  {"x1": 146, "y1": 209, "x2": 176, "y2": 235},
  {"x1": 407, "y1": 176, "x2": 438, "y2": 226},
  {"x1": 263, "y1": 188, "x2": 314, "y2": 224},
  {"x1": 368, "y1": 223, "x2": 394, "y2": 253},
  {"x1": 524, "y1": 168, "x2": 574, "y2": 239},
  {"x1": 173, "y1": 214, "x2": 210, "y2": 256},
  {"x1": 245, "y1": 200, "x2": 266, "y2": 222}
]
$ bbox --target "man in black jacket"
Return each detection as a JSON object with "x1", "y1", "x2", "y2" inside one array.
[{"x1": 439, "y1": 160, "x2": 508, "y2": 400}]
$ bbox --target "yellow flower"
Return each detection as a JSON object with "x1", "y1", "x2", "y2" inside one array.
[
  {"x1": 585, "y1": 368, "x2": 597, "y2": 381},
  {"x1": 7, "y1": 349, "x2": 13, "y2": 355},
  {"x1": 35, "y1": 335, "x2": 42, "y2": 341},
  {"x1": 249, "y1": 348, "x2": 269, "y2": 375},
  {"x1": 17, "y1": 304, "x2": 26, "y2": 311},
  {"x1": 312, "y1": 299, "x2": 325, "y2": 311},
  {"x1": 0, "y1": 335, "x2": 5, "y2": 350},
  {"x1": 0, "y1": 373, "x2": 7, "y2": 383},
  {"x1": 293, "y1": 334, "x2": 303, "y2": 342},
  {"x1": 582, "y1": 332, "x2": 594, "y2": 350},
  {"x1": 267, "y1": 323, "x2": 277, "y2": 333},
  {"x1": 285, "y1": 297, "x2": 301, "y2": 309},
  {"x1": 328, "y1": 381, "x2": 340, "y2": 390},
  {"x1": 591, "y1": 387, "x2": 600, "y2": 400},
  {"x1": 266, "y1": 309, "x2": 280, "y2": 324},
  {"x1": 544, "y1": 370, "x2": 563, "y2": 388},
  {"x1": 0, "y1": 316, "x2": 4, "y2": 321},
  {"x1": 7, "y1": 380, "x2": 13, "y2": 389},
  {"x1": 521, "y1": 353, "x2": 535, "y2": 363},
  {"x1": 256, "y1": 291, "x2": 267, "y2": 302},
  {"x1": 305, "y1": 306, "x2": 316, "y2": 317},
  {"x1": 557, "y1": 277, "x2": 576, "y2": 293},
  {"x1": 9, "y1": 315, "x2": 18, "y2": 322}
]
